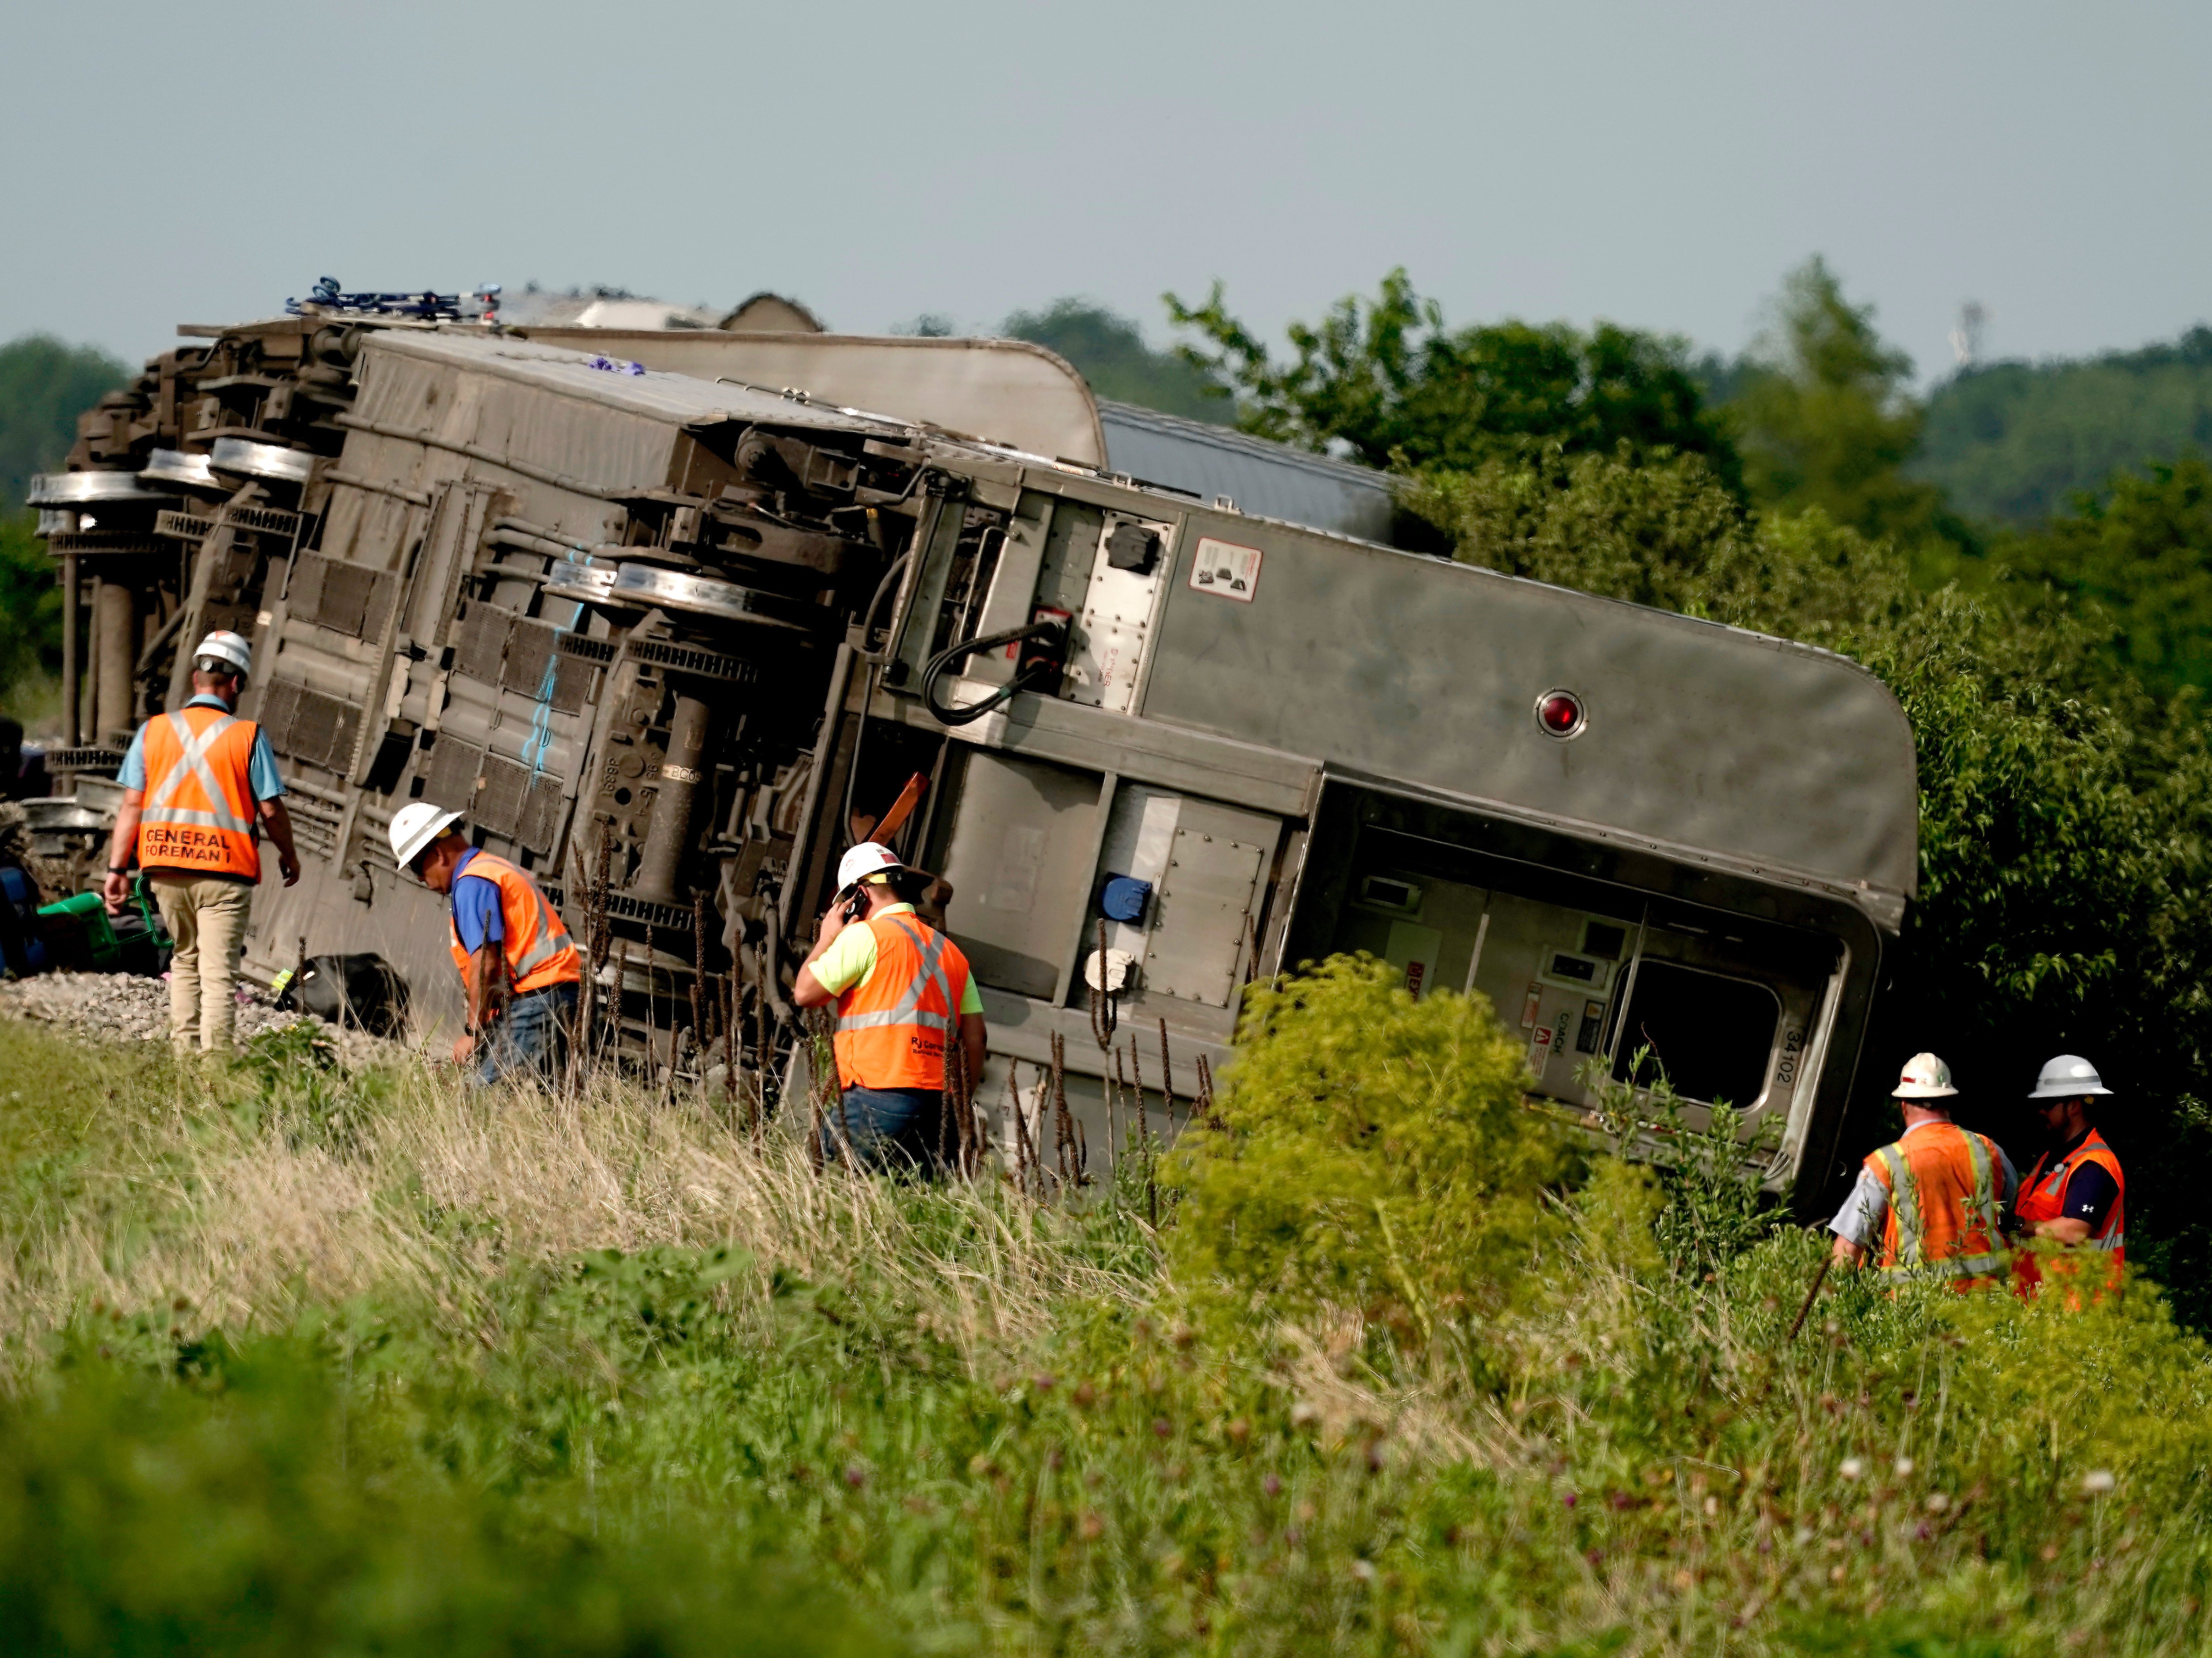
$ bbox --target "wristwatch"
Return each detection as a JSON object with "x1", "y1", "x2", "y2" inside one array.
[{"x1": 107, "y1": 865, "x2": 130, "y2": 875}]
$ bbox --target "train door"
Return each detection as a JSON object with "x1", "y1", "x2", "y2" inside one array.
[
  {"x1": 1331, "y1": 861, "x2": 1640, "y2": 1108},
  {"x1": 1322, "y1": 828, "x2": 1842, "y2": 1146}
]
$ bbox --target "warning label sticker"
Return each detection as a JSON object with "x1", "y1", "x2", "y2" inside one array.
[{"x1": 1188, "y1": 536, "x2": 1262, "y2": 603}]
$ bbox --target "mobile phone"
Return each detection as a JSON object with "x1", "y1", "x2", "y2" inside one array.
[{"x1": 838, "y1": 884, "x2": 865, "y2": 924}]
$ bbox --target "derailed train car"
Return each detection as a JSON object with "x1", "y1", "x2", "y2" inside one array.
[{"x1": 29, "y1": 306, "x2": 1917, "y2": 1211}]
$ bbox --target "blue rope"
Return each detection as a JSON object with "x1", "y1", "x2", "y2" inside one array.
[{"x1": 518, "y1": 543, "x2": 593, "y2": 773}]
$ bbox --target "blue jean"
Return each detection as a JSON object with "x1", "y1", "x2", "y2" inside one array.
[
  {"x1": 472, "y1": 982, "x2": 578, "y2": 1088},
  {"x1": 823, "y1": 1085, "x2": 944, "y2": 1175}
]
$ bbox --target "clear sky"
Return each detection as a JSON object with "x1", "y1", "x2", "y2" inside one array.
[{"x1": 4, "y1": 0, "x2": 2206, "y2": 383}]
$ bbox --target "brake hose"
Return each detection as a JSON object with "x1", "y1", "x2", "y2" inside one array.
[{"x1": 921, "y1": 618, "x2": 1067, "y2": 726}]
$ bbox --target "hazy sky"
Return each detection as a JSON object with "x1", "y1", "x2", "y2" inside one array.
[{"x1": 5, "y1": 1, "x2": 2206, "y2": 384}]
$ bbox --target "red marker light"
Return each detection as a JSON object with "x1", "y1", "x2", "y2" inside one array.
[{"x1": 1535, "y1": 690, "x2": 1586, "y2": 738}]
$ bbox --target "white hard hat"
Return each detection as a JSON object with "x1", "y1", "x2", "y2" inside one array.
[
  {"x1": 1893, "y1": 1052, "x2": 1958, "y2": 1099},
  {"x1": 835, "y1": 841, "x2": 903, "y2": 889},
  {"x1": 2029, "y1": 1053, "x2": 2114, "y2": 1100},
  {"x1": 389, "y1": 801, "x2": 464, "y2": 870},
  {"x1": 192, "y1": 630, "x2": 253, "y2": 678}
]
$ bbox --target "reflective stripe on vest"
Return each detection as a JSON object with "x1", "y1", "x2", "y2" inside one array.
[
  {"x1": 1873, "y1": 1124, "x2": 2009, "y2": 1284},
  {"x1": 835, "y1": 917, "x2": 956, "y2": 1034},
  {"x1": 137, "y1": 708, "x2": 262, "y2": 879},
  {"x1": 2013, "y1": 1129, "x2": 2126, "y2": 1301},
  {"x1": 445, "y1": 852, "x2": 580, "y2": 995},
  {"x1": 2017, "y1": 1130, "x2": 2126, "y2": 1250},
  {"x1": 830, "y1": 913, "x2": 970, "y2": 1092}
]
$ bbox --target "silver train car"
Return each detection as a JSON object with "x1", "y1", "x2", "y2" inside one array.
[{"x1": 29, "y1": 308, "x2": 1916, "y2": 1210}]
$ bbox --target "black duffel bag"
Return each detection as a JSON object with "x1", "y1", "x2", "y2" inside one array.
[{"x1": 290, "y1": 953, "x2": 410, "y2": 1038}]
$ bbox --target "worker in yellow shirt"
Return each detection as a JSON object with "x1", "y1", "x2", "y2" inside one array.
[{"x1": 792, "y1": 842, "x2": 986, "y2": 1172}]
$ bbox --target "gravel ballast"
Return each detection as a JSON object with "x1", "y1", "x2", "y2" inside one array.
[{"x1": 0, "y1": 970, "x2": 416, "y2": 1067}]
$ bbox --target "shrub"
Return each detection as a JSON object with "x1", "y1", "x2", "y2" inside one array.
[
  {"x1": 1582, "y1": 1057, "x2": 1785, "y2": 1280},
  {"x1": 11, "y1": 1012, "x2": 2212, "y2": 1651},
  {"x1": 1940, "y1": 1263, "x2": 2212, "y2": 1509},
  {"x1": 1161, "y1": 956, "x2": 1573, "y2": 1343},
  {"x1": 0, "y1": 1342, "x2": 881, "y2": 1656}
]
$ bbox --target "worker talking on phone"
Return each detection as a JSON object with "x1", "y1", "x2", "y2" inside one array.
[{"x1": 791, "y1": 842, "x2": 986, "y2": 1173}]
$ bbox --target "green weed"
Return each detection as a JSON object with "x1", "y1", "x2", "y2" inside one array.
[{"x1": 4, "y1": 980, "x2": 2212, "y2": 1654}]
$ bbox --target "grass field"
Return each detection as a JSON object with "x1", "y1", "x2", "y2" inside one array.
[{"x1": 3, "y1": 961, "x2": 2210, "y2": 1655}]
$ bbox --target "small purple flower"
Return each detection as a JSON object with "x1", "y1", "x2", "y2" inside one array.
[{"x1": 1562, "y1": 1491, "x2": 1579, "y2": 1508}]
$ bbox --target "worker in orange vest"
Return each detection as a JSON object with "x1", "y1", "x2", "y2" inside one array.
[
  {"x1": 1829, "y1": 1052, "x2": 2019, "y2": 1291},
  {"x1": 793, "y1": 841, "x2": 987, "y2": 1173},
  {"x1": 100, "y1": 631, "x2": 300, "y2": 1052},
  {"x1": 2009, "y1": 1054, "x2": 2125, "y2": 1303},
  {"x1": 387, "y1": 801, "x2": 581, "y2": 1085}
]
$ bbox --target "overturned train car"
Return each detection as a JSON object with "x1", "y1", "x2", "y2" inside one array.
[{"x1": 30, "y1": 314, "x2": 1917, "y2": 1211}]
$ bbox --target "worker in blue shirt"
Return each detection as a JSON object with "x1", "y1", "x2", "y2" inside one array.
[{"x1": 386, "y1": 802, "x2": 581, "y2": 1084}]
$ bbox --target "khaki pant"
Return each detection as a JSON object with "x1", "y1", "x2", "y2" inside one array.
[{"x1": 150, "y1": 875, "x2": 254, "y2": 1052}]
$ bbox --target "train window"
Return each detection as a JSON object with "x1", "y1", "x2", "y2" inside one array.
[
  {"x1": 1356, "y1": 874, "x2": 1424, "y2": 915},
  {"x1": 1581, "y1": 920, "x2": 1628, "y2": 961},
  {"x1": 1610, "y1": 959, "x2": 1780, "y2": 1109}
]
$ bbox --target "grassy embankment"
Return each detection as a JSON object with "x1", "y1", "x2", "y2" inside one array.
[{"x1": 2, "y1": 959, "x2": 2210, "y2": 1655}]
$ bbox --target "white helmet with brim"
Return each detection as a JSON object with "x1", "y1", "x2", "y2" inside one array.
[
  {"x1": 389, "y1": 801, "x2": 464, "y2": 870},
  {"x1": 192, "y1": 629, "x2": 253, "y2": 678},
  {"x1": 836, "y1": 841, "x2": 903, "y2": 890},
  {"x1": 2029, "y1": 1053, "x2": 2114, "y2": 1100},
  {"x1": 1893, "y1": 1052, "x2": 1959, "y2": 1099}
]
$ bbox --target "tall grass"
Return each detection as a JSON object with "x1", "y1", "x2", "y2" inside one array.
[
  {"x1": 3, "y1": 964, "x2": 2211, "y2": 1655},
  {"x1": 0, "y1": 1022, "x2": 1128, "y2": 1375}
]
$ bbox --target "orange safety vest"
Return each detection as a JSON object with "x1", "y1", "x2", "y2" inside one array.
[
  {"x1": 2012, "y1": 1127, "x2": 2125, "y2": 1304},
  {"x1": 137, "y1": 706, "x2": 263, "y2": 880},
  {"x1": 831, "y1": 912, "x2": 971, "y2": 1092},
  {"x1": 1865, "y1": 1121, "x2": 2011, "y2": 1291},
  {"x1": 445, "y1": 851, "x2": 581, "y2": 995}
]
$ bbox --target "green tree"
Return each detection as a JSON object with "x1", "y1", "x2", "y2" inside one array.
[
  {"x1": 1406, "y1": 445, "x2": 1912, "y2": 640},
  {"x1": 1990, "y1": 458, "x2": 2212, "y2": 697},
  {"x1": 0, "y1": 334, "x2": 124, "y2": 704},
  {"x1": 1410, "y1": 444, "x2": 1762, "y2": 618},
  {"x1": 0, "y1": 333, "x2": 128, "y2": 508},
  {"x1": 1731, "y1": 256, "x2": 1944, "y2": 541},
  {"x1": 1166, "y1": 268, "x2": 1742, "y2": 490},
  {"x1": 1000, "y1": 299, "x2": 1231, "y2": 423},
  {"x1": 0, "y1": 514, "x2": 61, "y2": 699},
  {"x1": 1914, "y1": 326, "x2": 2212, "y2": 523}
]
